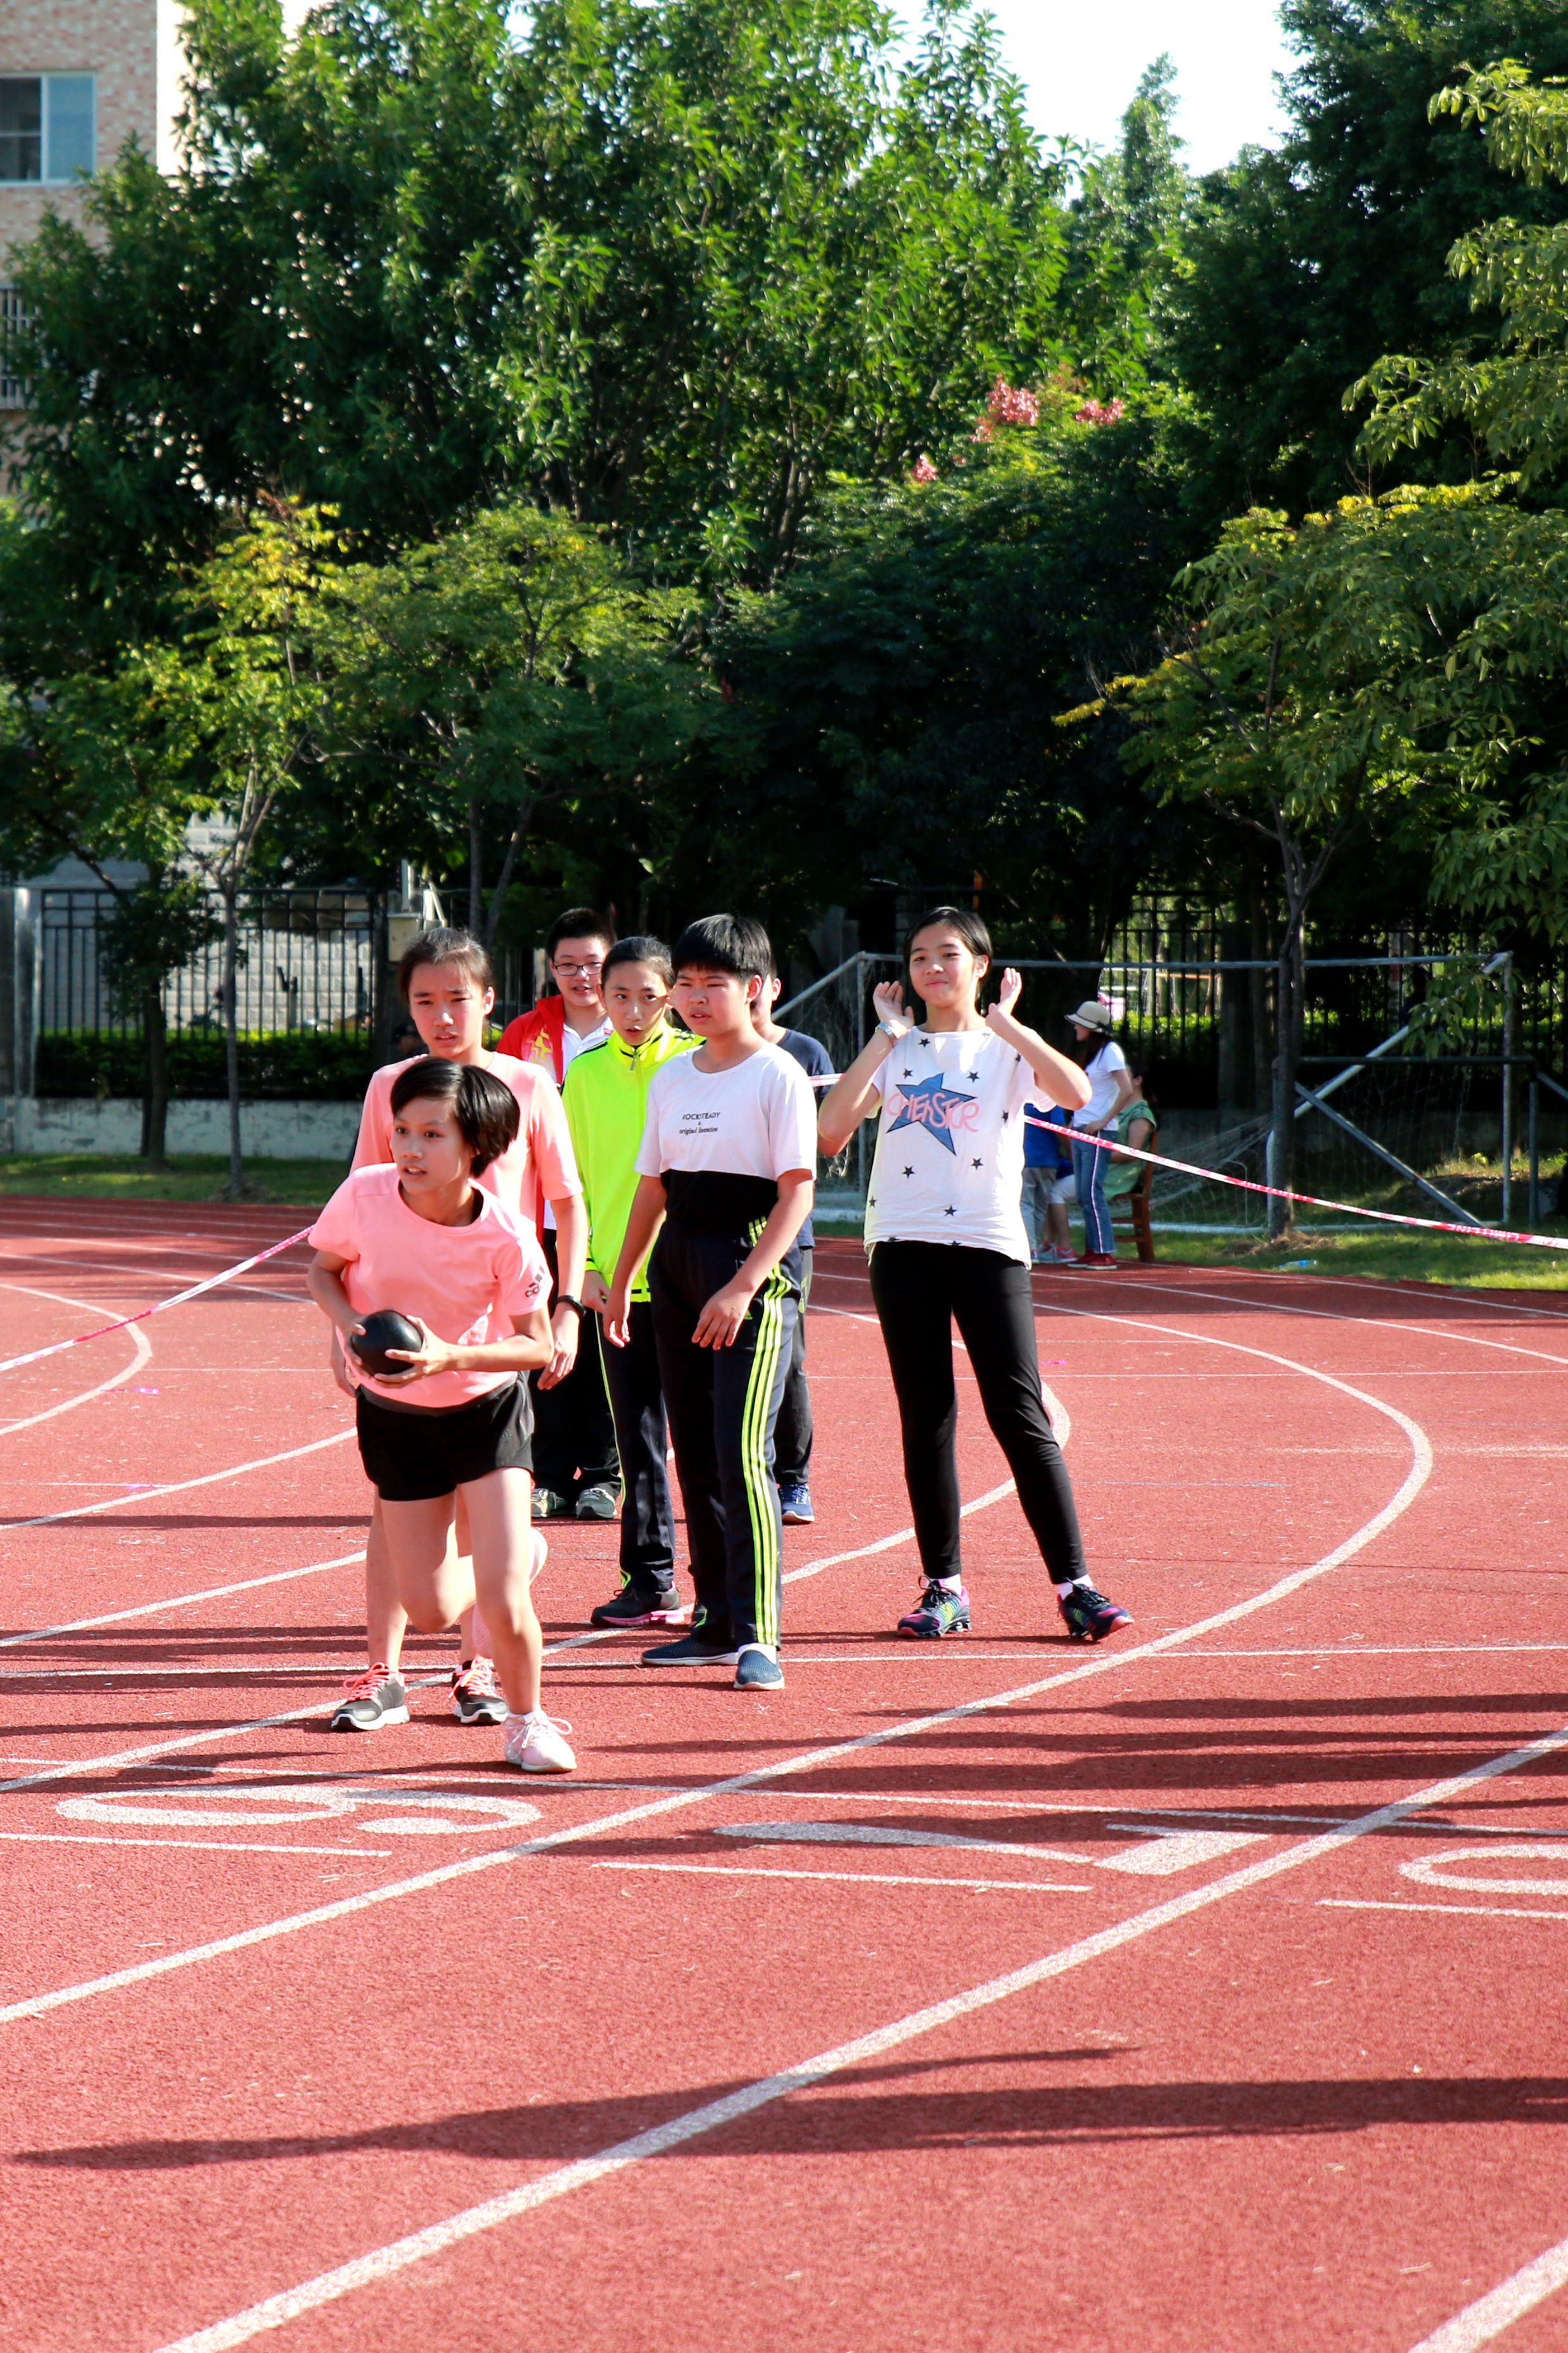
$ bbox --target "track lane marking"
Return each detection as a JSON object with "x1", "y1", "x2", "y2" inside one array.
[
  {"x1": 0, "y1": 1277, "x2": 154, "y2": 1435},
  {"x1": 144, "y1": 1712, "x2": 1568, "y2": 2353},
  {"x1": 0, "y1": 1551, "x2": 368, "y2": 1653},
  {"x1": 1408, "y1": 2229, "x2": 1568, "y2": 2350},
  {"x1": 0, "y1": 1428, "x2": 353, "y2": 1542},
  {"x1": 0, "y1": 1312, "x2": 1428, "y2": 2023},
  {"x1": 1323, "y1": 1898, "x2": 1568, "y2": 1925},
  {"x1": 589, "y1": 1861, "x2": 1094, "y2": 1892}
]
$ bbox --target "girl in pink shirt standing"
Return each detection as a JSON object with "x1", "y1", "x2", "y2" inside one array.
[
  {"x1": 309, "y1": 1059, "x2": 575, "y2": 1773},
  {"x1": 334, "y1": 925, "x2": 588, "y2": 1733}
]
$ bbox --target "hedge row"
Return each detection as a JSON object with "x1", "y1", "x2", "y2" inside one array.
[{"x1": 35, "y1": 1029, "x2": 377, "y2": 1101}]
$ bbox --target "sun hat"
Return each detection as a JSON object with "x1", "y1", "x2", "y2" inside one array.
[{"x1": 1070, "y1": 999, "x2": 1115, "y2": 1031}]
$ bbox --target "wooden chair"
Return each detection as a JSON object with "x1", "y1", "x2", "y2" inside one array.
[{"x1": 1108, "y1": 1127, "x2": 1158, "y2": 1263}]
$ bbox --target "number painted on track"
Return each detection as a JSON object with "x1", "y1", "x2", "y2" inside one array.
[{"x1": 56, "y1": 1784, "x2": 542, "y2": 1836}]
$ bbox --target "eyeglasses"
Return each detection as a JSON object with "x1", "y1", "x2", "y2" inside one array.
[{"x1": 552, "y1": 958, "x2": 603, "y2": 977}]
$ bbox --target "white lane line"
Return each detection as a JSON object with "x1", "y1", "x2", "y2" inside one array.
[
  {"x1": 590, "y1": 1861, "x2": 1093, "y2": 1892},
  {"x1": 0, "y1": 1309, "x2": 1432, "y2": 2022},
  {"x1": 0, "y1": 1831, "x2": 392, "y2": 1857},
  {"x1": 1408, "y1": 2232, "x2": 1568, "y2": 2351},
  {"x1": 0, "y1": 1551, "x2": 367, "y2": 1653},
  {"x1": 0, "y1": 1247, "x2": 306, "y2": 1307},
  {"x1": 148, "y1": 1714, "x2": 1568, "y2": 2353},
  {"x1": 0, "y1": 1276, "x2": 154, "y2": 1435},
  {"x1": 1102, "y1": 1270, "x2": 1568, "y2": 1371},
  {"x1": 0, "y1": 1428, "x2": 353, "y2": 1541},
  {"x1": 1322, "y1": 1898, "x2": 1568, "y2": 1925}
]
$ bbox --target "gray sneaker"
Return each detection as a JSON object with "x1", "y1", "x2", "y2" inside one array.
[
  {"x1": 330, "y1": 1666, "x2": 409, "y2": 1731},
  {"x1": 531, "y1": 1487, "x2": 570, "y2": 1522},
  {"x1": 575, "y1": 1482, "x2": 621, "y2": 1522}
]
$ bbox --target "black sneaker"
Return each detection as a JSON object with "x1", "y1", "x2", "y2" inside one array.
[
  {"x1": 641, "y1": 1631, "x2": 742, "y2": 1667},
  {"x1": 590, "y1": 1584, "x2": 689, "y2": 1628},
  {"x1": 450, "y1": 1656, "x2": 508, "y2": 1726},
  {"x1": 1057, "y1": 1584, "x2": 1131, "y2": 1643},
  {"x1": 330, "y1": 1666, "x2": 409, "y2": 1731},
  {"x1": 897, "y1": 1581, "x2": 972, "y2": 1638}
]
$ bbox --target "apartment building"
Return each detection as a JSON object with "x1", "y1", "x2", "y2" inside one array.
[{"x1": 1, "y1": 1, "x2": 194, "y2": 409}]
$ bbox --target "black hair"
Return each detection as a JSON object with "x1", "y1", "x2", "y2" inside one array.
[
  {"x1": 547, "y1": 906, "x2": 616, "y2": 958},
  {"x1": 903, "y1": 904, "x2": 993, "y2": 966},
  {"x1": 671, "y1": 913, "x2": 772, "y2": 983},
  {"x1": 397, "y1": 926, "x2": 494, "y2": 1005},
  {"x1": 603, "y1": 934, "x2": 674, "y2": 987},
  {"x1": 387, "y1": 1058, "x2": 520, "y2": 1177}
]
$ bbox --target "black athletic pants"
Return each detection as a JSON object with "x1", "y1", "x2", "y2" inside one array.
[
  {"x1": 599, "y1": 1298, "x2": 677, "y2": 1593},
  {"x1": 648, "y1": 1224, "x2": 798, "y2": 1651},
  {"x1": 867, "y1": 1240, "x2": 1087, "y2": 1587},
  {"x1": 771, "y1": 1247, "x2": 813, "y2": 1487},
  {"x1": 530, "y1": 1226, "x2": 620, "y2": 1502}
]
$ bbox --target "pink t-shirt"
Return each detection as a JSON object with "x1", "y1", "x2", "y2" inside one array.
[
  {"x1": 309, "y1": 1164, "x2": 551, "y2": 1409},
  {"x1": 352, "y1": 1053, "x2": 580, "y2": 1226}
]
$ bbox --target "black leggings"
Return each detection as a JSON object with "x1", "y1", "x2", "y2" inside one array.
[{"x1": 867, "y1": 1240, "x2": 1087, "y2": 1586}]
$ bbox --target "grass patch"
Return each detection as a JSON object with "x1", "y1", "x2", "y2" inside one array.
[
  {"x1": 0, "y1": 1153, "x2": 345, "y2": 1207},
  {"x1": 1144, "y1": 1221, "x2": 1568, "y2": 1292}
]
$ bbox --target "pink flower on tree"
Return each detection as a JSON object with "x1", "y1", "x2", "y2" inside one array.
[
  {"x1": 1074, "y1": 397, "x2": 1127, "y2": 427},
  {"x1": 985, "y1": 375, "x2": 1040, "y2": 428},
  {"x1": 910, "y1": 454, "x2": 940, "y2": 483}
]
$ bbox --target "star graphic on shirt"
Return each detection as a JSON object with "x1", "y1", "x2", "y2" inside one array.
[
  {"x1": 971, "y1": 1157, "x2": 983, "y2": 1169},
  {"x1": 867, "y1": 1195, "x2": 877, "y2": 1208},
  {"x1": 943, "y1": 1205, "x2": 957, "y2": 1217},
  {"x1": 963, "y1": 1070, "x2": 979, "y2": 1085},
  {"x1": 902, "y1": 1165, "x2": 914, "y2": 1178},
  {"x1": 886, "y1": 1071, "x2": 977, "y2": 1155}
]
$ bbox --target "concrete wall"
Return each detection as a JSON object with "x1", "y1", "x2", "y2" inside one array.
[{"x1": 12, "y1": 1096, "x2": 357, "y2": 1158}]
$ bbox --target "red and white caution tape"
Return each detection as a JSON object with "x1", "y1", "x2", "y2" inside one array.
[{"x1": 0, "y1": 1225, "x2": 313, "y2": 1378}]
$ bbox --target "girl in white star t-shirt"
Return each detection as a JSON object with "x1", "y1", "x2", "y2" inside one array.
[{"x1": 817, "y1": 906, "x2": 1133, "y2": 1647}]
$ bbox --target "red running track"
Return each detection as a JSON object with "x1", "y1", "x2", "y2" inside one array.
[{"x1": 0, "y1": 1208, "x2": 1566, "y2": 2353}]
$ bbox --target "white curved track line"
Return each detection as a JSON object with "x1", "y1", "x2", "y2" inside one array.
[
  {"x1": 0, "y1": 1550, "x2": 368, "y2": 1653},
  {"x1": 0, "y1": 1277, "x2": 152, "y2": 1437},
  {"x1": 148, "y1": 1724, "x2": 1568, "y2": 2353},
  {"x1": 0, "y1": 1307, "x2": 1430, "y2": 2032},
  {"x1": 0, "y1": 1427, "x2": 352, "y2": 1542},
  {"x1": 1093, "y1": 1270, "x2": 1568, "y2": 1369},
  {"x1": 1408, "y1": 2231, "x2": 1568, "y2": 2350}
]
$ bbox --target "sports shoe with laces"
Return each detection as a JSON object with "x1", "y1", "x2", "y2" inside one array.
[
  {"x1": 530, "y1": 1487, "x2": 570, "y2": 1521},
  {"x1": 575, "y1": 1481, "x2": 621, "y2": 1521},
  {"x1": 1071, "y1": 1253, "x2": 1119, "y2": 1269},
  {"x1": 329, "y1": 1665, "x2": 409, "y2": 1732},
  {"x1": 897, "y1": 1581, "x2": 971, "y2": 1638},
  {"x1": 641, "y1": 1630, "x2": 743, "y2": 1667},
  {"x1": 777, "y1": 1481, "x2": 815, "y2": 1524},
  {"x1": 503, "y1": 1709, "x2": 576, "y2": 1773},
  {"x1": 590, "y1": 1582, "x2": 688, "y2": 1628},
  {"x1": 1057, "y1": 1583, "x2": 1131, "y2": 1643},
  {"x1": 734, "y1": 1645, "x2": 784, "y2": 1689},
  {"x1": 450, "y1": 1655, "x2": 508, "y2": 1726}
]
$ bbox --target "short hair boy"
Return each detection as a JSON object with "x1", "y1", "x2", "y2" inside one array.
[{"x1": 604, "y1": 914, "x2": 817, "y2": 1689}]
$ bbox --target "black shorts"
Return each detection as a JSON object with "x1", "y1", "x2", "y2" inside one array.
[{"x1": 355, "y1": 1380, "x2": 533, "y2": 1503}]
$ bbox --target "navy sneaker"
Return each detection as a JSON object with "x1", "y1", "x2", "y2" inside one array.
[
  {"x1": 641, "y1": 1631, "x2": 743, "y2": 1667},
  {"x1": 590, "y1": 1583, "x2": 688, "y2": 1629},
  {"x1": 734, "y1": 1646, "x2": 784, "y2": 1690},
  {"x1": 897, "y1": 1581, "x2": 972, "y2": 1638},
  {"x1": 777, "y1": 1482, "x2": 815, "y2": 1525},
  {"x1": 1057, "y1": 1584, "x2": 1131, "y2": 1643}
]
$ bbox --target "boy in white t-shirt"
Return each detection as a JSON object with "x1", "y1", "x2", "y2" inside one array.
[{"x1": 605, "y1": 916, "x2": 817, "y2": 1691}]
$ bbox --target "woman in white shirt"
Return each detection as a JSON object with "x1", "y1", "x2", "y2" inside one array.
[
  {"x1": 818, "y1": 908, "x2": 1132, "y2": 1646},
  {"x1": 1068, "y1": 999, "x2": 1137, "y2": 1267}
]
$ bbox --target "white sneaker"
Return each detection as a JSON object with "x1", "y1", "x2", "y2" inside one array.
[
  {"x1": 530, "y1": 1530, "x2": 547, "y2": 1584},
  {"x1": 504, "y1": 1709, "x2": 576, "y2": 1773}
]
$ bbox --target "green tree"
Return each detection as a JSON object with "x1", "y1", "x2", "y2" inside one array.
[
  {"x1": 1100, "y1": 484, "x2": 1568, "y2": 1232},
  {"x1": 1173, "y1": 1, "x2": 1568, "y2": 522},
  {"x1": 716, "y1": 388, "x2": 1200, "y2": 956},
  {"x1": 321, "y1": 504, "x2": 716, "y2": 941},
  {"x1": 7, "y1": 0, "x2": 1066, "y2": 592},
  {"x1": 1059, "y1": 56, "x2": 1191, "y2": 394}
]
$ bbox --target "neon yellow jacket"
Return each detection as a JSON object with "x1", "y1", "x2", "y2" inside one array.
[{"x1": 561, "y1": 1022, "x2": 699, "y2": 1297}]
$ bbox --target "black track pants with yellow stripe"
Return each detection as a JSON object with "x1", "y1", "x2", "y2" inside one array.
[{"x1": 647, "y1": 1222, "x2": 798, "y2": 1651}]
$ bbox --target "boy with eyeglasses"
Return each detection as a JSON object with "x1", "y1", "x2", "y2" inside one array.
[{"x1": 499, "y1": 909, "x2": 621, "y2": 1522}]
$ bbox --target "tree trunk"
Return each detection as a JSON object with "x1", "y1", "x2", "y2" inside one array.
[
  {"x1": 468, "y1": 793, "x2": 483, "y2": 935},
  {"x1": 1265, "y1": 914, "x2": 1306, "y2": 1241},
  {"x1": 141, "y1": 985, "x2": 170, "y2": 1168},
  {"x1": 221, "y1": 887, "x2": 244, "y2": 1200}
]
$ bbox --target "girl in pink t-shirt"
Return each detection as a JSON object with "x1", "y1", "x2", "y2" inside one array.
[{"x1": 309, "y1": 1059, "x2": 575, "y2": 1774}]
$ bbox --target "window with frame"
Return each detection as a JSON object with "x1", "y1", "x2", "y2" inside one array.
[
  {"x1": 0, "y1": 285, "x2": 27, "y2": 409},
  {"x1": 0, "y1": 76, "x2": 95, "y2": 184}
]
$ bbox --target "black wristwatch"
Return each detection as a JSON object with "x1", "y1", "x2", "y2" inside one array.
[{"x1": 554, "y1": 1293, "x2": 584, "y2": 1318}]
